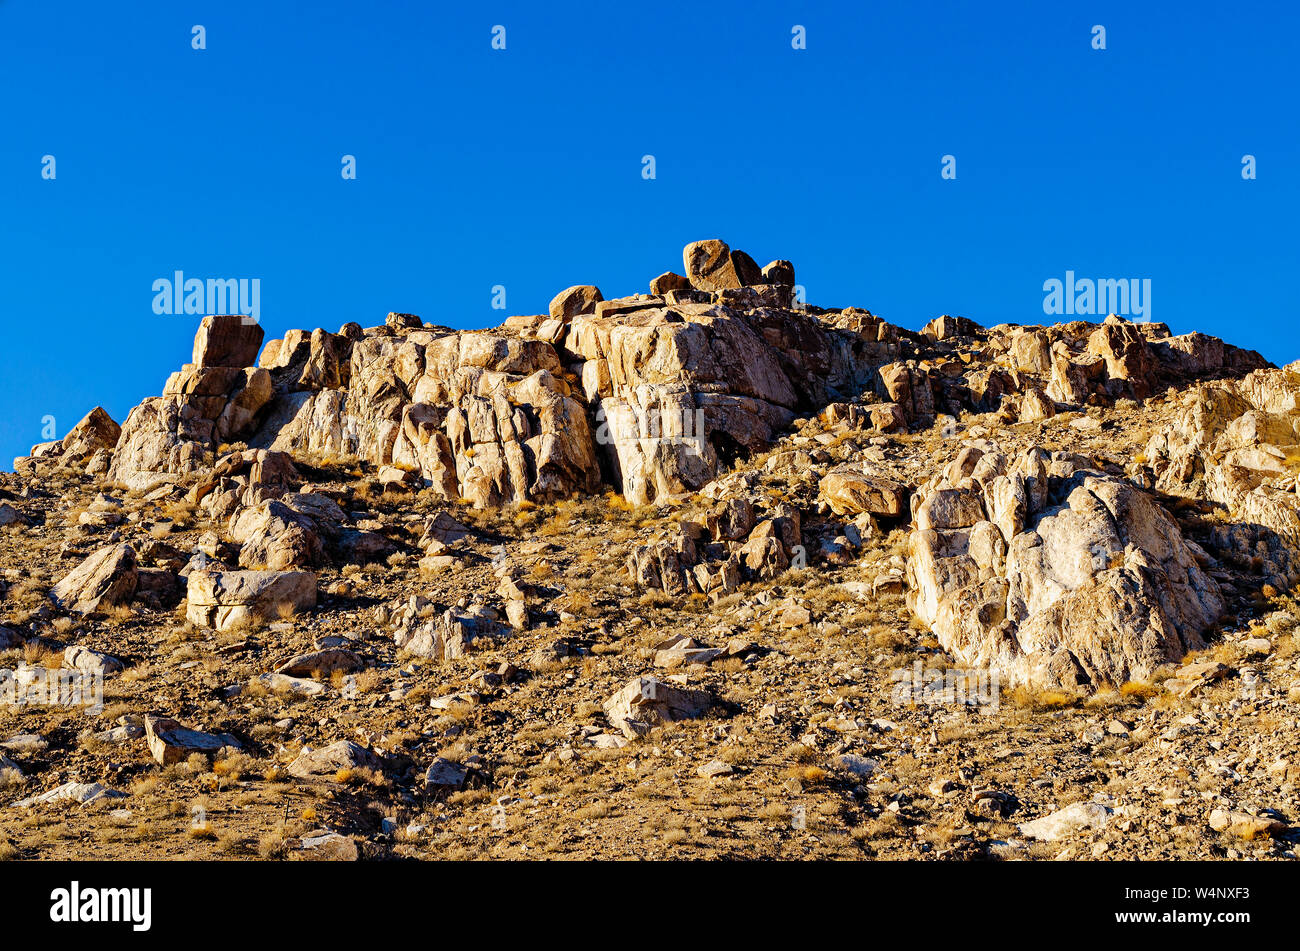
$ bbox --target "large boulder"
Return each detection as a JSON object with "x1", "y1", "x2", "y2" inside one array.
[
  {"x1": 682, "y1": 239, "x2": 762, "y2": 292},
  {"x1": 193, "y1": 314, "x2": 264, "y2": 368},
  {"x1": 906, "y1": 443, "x2": 1222, "y2": 688},
  {"x1": 48, "y1": 544, "x2": 138, "y2": 614},
  {"x1": 548, "y1": 285, "x2": 603, "y2": 321},
  {"x1": 61, "y1": 407, "x2": 121, "y2": 460},
  {"x1": 185, "y1": 569, "x2": 317, "y2": 632},
  {"x1": 144, "y1": 715, "x2": 240, "y2": 765},
  {"x1": 819, "y1": 467, "x2": 909, "y2": 517},
  {"x1": 603, "y1": 676, "x2": 712, "y2": 738}
]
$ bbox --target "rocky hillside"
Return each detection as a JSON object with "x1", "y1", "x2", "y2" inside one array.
[{"x1": 2, "y1": 239, "x2": 1298, "y2": 861}]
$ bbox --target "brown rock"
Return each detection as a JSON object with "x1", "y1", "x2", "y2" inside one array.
[
  {"x1": 548, "y1": 285, "x2": 603, "y2": 321},
  {"x1": 192, "y1": 315, "x2": 264, "y2": 369}
]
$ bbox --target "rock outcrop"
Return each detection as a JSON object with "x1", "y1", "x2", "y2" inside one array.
[
  {"x1": 906, "y1": 442, "x2": 1223, "y2": 688},
  {"x1": 1143, "y1": 363, "x2": 1300, "y2": 592}
]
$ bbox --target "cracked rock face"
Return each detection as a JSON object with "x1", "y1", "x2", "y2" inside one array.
[
  {"x1": 1144, "y1": 363, "x2": 1300, "y2": 591},
  {"x1": 906, "y1": 442, "x2": 1223, "y2": 688},
  {"x1": 11, "y1": 240, "x2": 1282, "y2": 703}
]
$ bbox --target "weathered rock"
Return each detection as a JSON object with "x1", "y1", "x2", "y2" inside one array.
[
  {"x1": 683, "y1": 239, "x2": 761, "y2": 292},
  {"x1": 420, "y1": 511, "x2": 471, "y2": 547},
  {"x1": 297, "y1": 829, "x2": 359, "y2": 860},
  {"x1": 603, "y1": 676, "x2": 711, "y2": 738},
  {"x1": 144, "y1": 715, "x2": 240, "y2": 766},
  {"x1": 1208, "y1": 809, "x2": 1285, "y2": 839},
  {"x1": 424, "y1": 758, "x2": 469, "y2": 789},
  {"x1": 820, "y1": 467, "x2": 909, "y2": 517},
  {"x1": 761, "y1": 260, "x2": 795, "y2": 286},
  {"x1": 394, "y1": 607, "x2": 509, "y2": 661},
  {"x1": 906, "y1": 443, "x2": 1222, "y2": 688},
  {"x1": 193, "y1": 314, "x2": 264, "y2": 368},
  {"x1": 60, "y1": 407, "x2": 121, "y2": 461},
  {"x1": 14, "y1": 781, "x2": 124, "y2": 808},
  {"x1": 653, "y1": 635, "x2": 724, "y2": 668},
  {"x1": 649, "y1": 271, "x2": 691, "y2": 295},
  {"x1": 63, "y1": 646, "x2": 125, "y2": 677},
  {"x1": 185, "y1": 569, "x2": 317, "y2": 632},
  {"x1": 548, "y1": 285, "x2": 603, "y2": 321},
  {"x1": 1019, "y1": 801, "x2": 1112, "y2": 841},
  {"x1": 288, "y1": 740, "x2": 381, "y2": 779},
  {"x1": 48, "y1": 544, "x2": 138, "y2": 613},
  {"x1": 275, "y1": 649, "x2": 363, "y2": 677}
]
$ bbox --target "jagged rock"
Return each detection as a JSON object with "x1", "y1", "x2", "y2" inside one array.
[
  {"x1": 192, "y1": 314, "x2": 264, "y2": 368},
  {"x1": 1018, "y1": 388, "x2": 1056, "y2": 422},
  {"x1": 906, "y1": 443, "x2": 1222, "y2": 688},
  {"x1": 394, "y1": 607, "x2": 509, "y2": 661},
  {"x1": 59, "y1": 407, "x2": 121, "y2": 463},
  {"x1": 1145, "y1": 366, "x2": 1300, "y2": 587},
  {"x1": 144, "y1": 715, "x2": 240, "y2": 765},
  {"x1": 196, "y1": 449, "x2": 301, "y2": 520},
  {"x1": 820, "y1": 467, "x2": 909, "y2": 517},
  {"x1": 707, "y1": 497, "x2": 756, "y2": 541},
  {"x1": 603, "y1": 676, "x2": 711, "y2": 738},
  {"x1": 420, "y1": 511, "x2": 471, "y2": 547},
  {"x1": 109, "y1": 337, "x2": 275, "y2": 491},
  {"x1": 48, "y1": 544, "x2": 138, "y2": 613},
  {"x1": 185, "y1": 569, "x2": 317, "y2": 632},
  {"x1": 228, "y1": 491, "x2": 347, "y2": 570},
  {"x1": 878, "y1": 362, "x2": 935, "y2": 423},
  {"x1": 653, "y1": 635, "x2": 724, "y2": 668}
]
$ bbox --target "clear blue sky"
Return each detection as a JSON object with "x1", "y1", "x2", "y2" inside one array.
[{"x1": 1, "y1": 0, "x2": 1296, "y2": 468}]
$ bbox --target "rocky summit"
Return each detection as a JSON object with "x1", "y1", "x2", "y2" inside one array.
[{"x1": 2, "y1": 239, "x2": 1299, "y2": 861}]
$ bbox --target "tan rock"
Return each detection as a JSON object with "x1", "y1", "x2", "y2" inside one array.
[
  {"x1": 820, "y1": 467, "x2": 909, "y2": 517},
  {"x1": 548, "y1": 285, "x2": 603, "y2": 321},
  {"x1": 603, "y1": 676, "x2": 711, "y2": 738},
  {"x1": 185, "y1": 569, "x2": 317, "y2": 632},
  {"x1": 48, "y1": 544, "x2": 138, "y2": 614},
  {"x1": 192, "y1": 314, "x2": 264, "y2": 368}
]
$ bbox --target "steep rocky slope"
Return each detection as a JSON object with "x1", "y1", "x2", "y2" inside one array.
[{"x1": 2, "y1": 240, "x2": 1298, "y2": 861}]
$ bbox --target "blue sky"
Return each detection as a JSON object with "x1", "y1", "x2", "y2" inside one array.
[{"x1": 1, "y1": 0, "x2": 1296, "y2": 468}]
